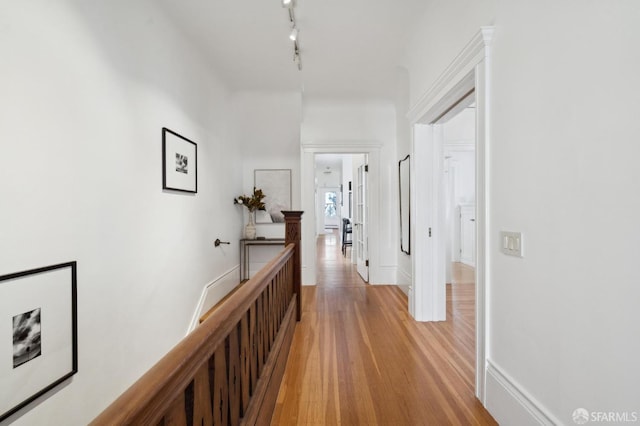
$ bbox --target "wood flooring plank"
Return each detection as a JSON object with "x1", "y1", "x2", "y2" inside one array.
[{"x1": 271, "y1": 231, "x2": 497, "y2": 425}]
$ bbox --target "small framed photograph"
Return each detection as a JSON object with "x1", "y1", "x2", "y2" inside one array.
[
  {"x1": 254, "y1": 169, "x2": 292, "y2": 223},
  {"x1": 162, "y1": 127, "x2": 198, "y2": 193},
  {"x1": 0, "y1": 262, "x2": 78, "y2": 422}
]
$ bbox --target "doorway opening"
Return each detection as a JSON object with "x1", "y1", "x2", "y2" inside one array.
[
  {"x1": 313, "y1": 153, "x2": 369, "y2": 283},
  {"x1": 443, "y1": 103, "x2": 477, "y2": 283},
  {"x1": 408, "y1": 27, "x2": 493, "y2": 403}
]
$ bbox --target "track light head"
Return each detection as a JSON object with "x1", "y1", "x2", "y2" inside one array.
[
  {"x1": 281, "y1": 0, "x2": 294, "y2": 8},
  {"x1": 289, "y1": 27, "x2": 299, "y2": 41}
]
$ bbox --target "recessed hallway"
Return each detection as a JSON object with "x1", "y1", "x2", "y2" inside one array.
[{"x1": 272, "y1": 231, "x2": 496, "y2": 425}]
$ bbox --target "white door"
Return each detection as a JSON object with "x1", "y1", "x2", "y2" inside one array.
[
  {"x1": 460, "y1": 204, "x2": 476, "y2": 266},
  {"x1": 355, "y1": 164, "x2": 369, "y2": 281}
]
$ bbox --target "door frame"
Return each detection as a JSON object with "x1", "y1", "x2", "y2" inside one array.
[
  {"x1": 301, "y1": 144, "x2": 381, "y2": 286},
  {"x1": 407, "y1": 27, "x2": 494, "y2": 403}
]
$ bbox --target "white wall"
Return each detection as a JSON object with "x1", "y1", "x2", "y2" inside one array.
[
  {"x1": 405, "y1": 0, "x2": 497, "y2": 108},
  {"x1": 232, "y1": 91, "x2": 302, "y2": 275},
  {"x1": 406, "y1": 1, "x2": 640, "y2": 424},
  {"x1": 301, "y1": 98, "x2": 398, "y2": 284},
  {"x1": 0, "y1": 2, "x2": 242, "y2": 424},
  {"x1": 395, "y1": 68, "x2": 412, "y2": 292}
]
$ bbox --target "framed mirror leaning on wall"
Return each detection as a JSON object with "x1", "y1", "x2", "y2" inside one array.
[{"x1": 399, "y1": 155, "x2": 410, "y2": 254}]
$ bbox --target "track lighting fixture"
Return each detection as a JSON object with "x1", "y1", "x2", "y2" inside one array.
[
  {"x1": 293, "y1": 42, "x2": 302, "y2": 70},
  {"x1": 281, "y1": 0, "x2": 301, "y2": 71},
  {"x1": 289, "y1": 27, "x2": 299, "y2": 41},
  {"x1": 293, "y1": 52, "x2": 302, "y2": 70}
]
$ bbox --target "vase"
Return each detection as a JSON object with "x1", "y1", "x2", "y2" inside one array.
[{"x1": 245, "y1": 211, "x2": 257, "y2": 240}]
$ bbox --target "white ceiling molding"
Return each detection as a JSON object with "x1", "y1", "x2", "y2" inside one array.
[
  {"x1": 301, "y1": 141, "x2": 383, "y2": 151},
  {"x1": 407, "y1": 27, "x2": 494, "y2": 124}
]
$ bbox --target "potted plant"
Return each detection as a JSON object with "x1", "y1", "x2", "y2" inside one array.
[{"x1": 234, "y1": 187, "x2": 266, "y2": 239}]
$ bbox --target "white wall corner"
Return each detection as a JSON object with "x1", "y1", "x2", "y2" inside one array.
[
  {"x1": 485, "y1": 361, "x2": 561, "y2": 426},
  {"x1": 187, "y1": 266, "x2": 241, "y2": 333},
  {"x1": 397, "y1": 268, "x2": 412, "y2": 295}
]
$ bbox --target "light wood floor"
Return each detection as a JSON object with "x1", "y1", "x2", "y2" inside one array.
[{"x1": 271, "y1": 231, "x2": 496, "y2": 425}]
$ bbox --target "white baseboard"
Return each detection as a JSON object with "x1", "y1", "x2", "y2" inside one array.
[
  {"x1": 187, "y1": 266, "x2": 241, "y2": 333},
  {"x1": 371, "y1": 265, "x2": 397, "y2": 284},
  {"x1": 397, "y1": 285, "x2": 410, "y2": 295},
  {"x1": 485, "y1": 360, "x2": 560, "y2": 426},
  {"x1": 397, "y1": 268, "x2": 412, "y2": 286},
  {"x1": 302, "y1": 265, "x2": 314, "y2": 286}
]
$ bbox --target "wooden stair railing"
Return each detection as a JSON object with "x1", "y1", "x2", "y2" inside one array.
[{"x1": 91, "y1": 211, "x2": 303, "y2": 426}]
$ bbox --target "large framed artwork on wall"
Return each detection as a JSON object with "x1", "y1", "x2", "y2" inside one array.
[
  {"x1": 162, "y1": 127, "x2": 198, "y2": 193},
  {"x1": 0, "y1": 262, "x2": 78, "y2": 422},
  {"x1": 254, "y1": 169, "x2": 292, "y2": 224}
]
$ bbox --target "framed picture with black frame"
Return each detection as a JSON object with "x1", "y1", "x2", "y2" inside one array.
[
  {"x1": 0, "y1": 262, "x2": 78, "y2": 422},
  {"x1": 162, "y1": 127, "x2": 198, "y2": 193}
]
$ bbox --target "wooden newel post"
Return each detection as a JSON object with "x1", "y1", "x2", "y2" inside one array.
[{"x1": 283, "y1": 210, "x2": 304, "y2": 321}]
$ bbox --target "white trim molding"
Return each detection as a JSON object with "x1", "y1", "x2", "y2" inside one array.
[
  {"x1": 408, "y1": 26, "x2": 494, "y2": 404},
  {"x1": 486, "y1": 361, "x2": 561, "y2": 426},
  {"x1": 187, "y1": 266, "x2": 241, "y2": 333},
  {"x1": 408, "y1": 27, "x2": 494, "y2": 124},
  {"x1": 301, "y1": 142, "x2": 383, "y2": 286}
]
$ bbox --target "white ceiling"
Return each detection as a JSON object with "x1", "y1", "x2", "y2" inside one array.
[
  {"x1": 157, "y1": 0, "x2": 428, "y2": 99},
  {"x1": 315, "y1": 153, "x2": 345, "y2": 173}
]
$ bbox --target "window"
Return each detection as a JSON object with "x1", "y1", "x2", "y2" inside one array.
[{"x1": 324, "y1": 191, "x2": 337, "y2": 217}]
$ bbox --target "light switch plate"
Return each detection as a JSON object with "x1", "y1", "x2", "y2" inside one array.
[{"x1": 500, "y1": 231, "x2": 523, "y2": 257}]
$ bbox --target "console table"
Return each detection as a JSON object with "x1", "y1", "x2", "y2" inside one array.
[{"x1": 239, "y1": 238, "x2": 286, "y2": 281}]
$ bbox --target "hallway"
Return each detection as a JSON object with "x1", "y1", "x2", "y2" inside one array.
[{"x1": 271, "y1": 231, "x2": 496, "y2": 425}]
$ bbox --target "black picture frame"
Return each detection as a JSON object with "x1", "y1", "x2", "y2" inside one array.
[
  {"x1": 0, "y1": 262, "x2": 78, "y2": 422},
  {"x1": 162, "y1": 127, "x2": 198, "y2": 193},
  {"x1": 399, "y1": 155, "x2": 411, "y2": 255}
]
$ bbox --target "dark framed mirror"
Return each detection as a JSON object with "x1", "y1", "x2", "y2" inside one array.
[{"x1": 399, "y1": 155, "x2": 411, "y2": 255}]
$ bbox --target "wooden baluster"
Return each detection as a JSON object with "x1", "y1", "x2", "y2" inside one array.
[
  {"x1": 213, "y1": 345, "x2": 228, "y2": 425},
  {"x1": 257, "y1": 294, "x2": 264, "y2": 375},
  {"x1": 240, "y1": 312, "x2": 250, "y2": 414},
  {"x1": 249, "y1": 302, "x2": 257, "y2": 393},
  {"x1": 263, "y1": 288, "x2": 268, "y2": 354},
  {"x1": 279, "y1": 275, "x2": 283, "y2": 321},
  {"x1": 289, "y1": 258, "x2": 294, "y2": 301},
  {"x1": 162, "y1": 390, "x2": 187, "y2": 426},
  {"x1": 275, "y1": 274, "x2": 281, "y2": 325},
  {"x1": 193, "y1": 363, "x2": 213, "y2": 425},
  {"x1": 228, "y1": 324, "x2": 240, "y2": 425},
  {"x1": 263, "y1": 288, "x2": 269, "y2": 355},
  {"x1": 277, "y1": 272, "x2": 282, "y2": 323},
  {"x1": 270, "y1": 281, "x2": 275, "y2": 346}
]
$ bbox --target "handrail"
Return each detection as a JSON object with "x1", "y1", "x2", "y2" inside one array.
[{"x1": 91, "y1": 244, "x2": 297, "y2": 426}]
